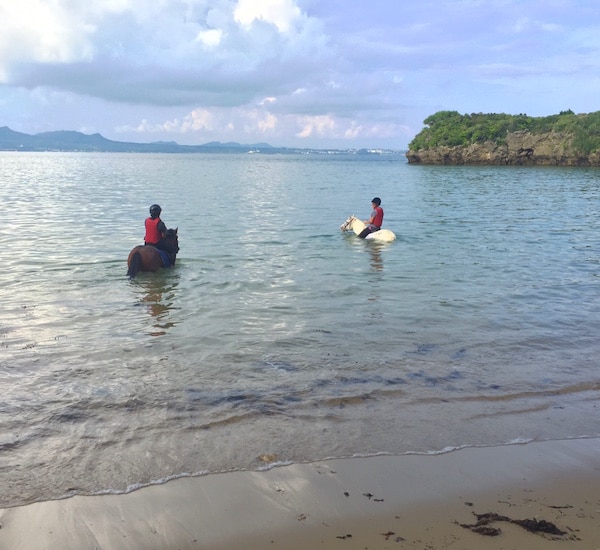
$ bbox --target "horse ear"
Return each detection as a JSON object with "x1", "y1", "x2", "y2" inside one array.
[{"x1": 175, "y1": 227, "x2": 178, "y2": 234}]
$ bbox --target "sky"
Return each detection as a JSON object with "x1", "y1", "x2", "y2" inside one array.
[{"x1": 1, "y1": 0, "x2": 599, "y2": 150}]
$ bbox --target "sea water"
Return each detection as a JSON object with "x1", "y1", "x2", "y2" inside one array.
[{"x1": 1, "y1": 152, "x2": 599, "y2": 507}]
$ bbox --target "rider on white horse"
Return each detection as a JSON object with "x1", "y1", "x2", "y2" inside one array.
[{"x1": 358, "y1": 197, "x2": 384, "y2": 239}]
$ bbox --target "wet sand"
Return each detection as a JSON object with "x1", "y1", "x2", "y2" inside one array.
[{"x1": 1, "y1": 437, "x2": 599, "y2": 549}]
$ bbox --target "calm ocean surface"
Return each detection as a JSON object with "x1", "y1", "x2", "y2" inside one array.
[{"x1": 1, "y1": 152, "x2": 599, "y2": 507}]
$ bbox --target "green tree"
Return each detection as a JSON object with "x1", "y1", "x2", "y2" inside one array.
[{"x1": 408, "y1": 110, "x2": 600, "y2": 156}]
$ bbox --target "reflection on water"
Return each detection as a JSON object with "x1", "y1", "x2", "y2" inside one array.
[
  {"x1": 367, "y1": 243, "x2": 385, "y2": 272},
  {"x1": 343, "y1": 233, "x2": 389, "y2": 274},
  {"x1": 365, "y1": 243, "x2": 386, "y2": 311},
  {"x1": 132, "y1": 272, "x2": 180, "y2": 336},
  {"x1": 342, "y1": 235, "x2": 389, "y2": 309}
]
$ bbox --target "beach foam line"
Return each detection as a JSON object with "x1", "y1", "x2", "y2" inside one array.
[{"x1": 1, "y1": 437, "x2": 599, "y2": 549}]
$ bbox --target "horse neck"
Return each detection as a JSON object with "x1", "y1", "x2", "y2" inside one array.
[
  {"x1": 165, "y1": 236, "x2": 179, "y2": 253},
  {"x1": 352, "y1": 218, "x2": 366, "y2": 235}
]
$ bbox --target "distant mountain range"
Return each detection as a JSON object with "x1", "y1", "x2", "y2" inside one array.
[
  {"x1": 0, "y1": 126, "x2": 276, "y2": 153},
  {"x1": 0, "y1": 126, "x2": 400, "y2": 155}
]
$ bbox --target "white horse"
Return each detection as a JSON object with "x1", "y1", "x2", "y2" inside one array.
[{"x1": 340, "y1": 215, "x2": 396, "y2": 242}]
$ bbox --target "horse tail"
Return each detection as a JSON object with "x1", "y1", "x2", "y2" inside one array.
[{"x1": 127, "y1": 251, "x2": 143, "y2": 279}]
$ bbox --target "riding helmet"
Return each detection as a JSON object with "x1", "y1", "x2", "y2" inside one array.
[
  {"x1": 149, "y1": 204, "x2": 162, "y2": 218},
  {"x1": 371, "y1": 197, "x2": 381, "y2": 206}
]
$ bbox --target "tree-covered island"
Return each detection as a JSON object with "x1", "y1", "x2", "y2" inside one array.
[{"x1": 406, "y1": 110, "x2": 600, "y2": 165}]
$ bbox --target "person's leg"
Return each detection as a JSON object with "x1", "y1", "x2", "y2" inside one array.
[{"x1": 156, "y1": 239, "x2": 177, "y2": 265}]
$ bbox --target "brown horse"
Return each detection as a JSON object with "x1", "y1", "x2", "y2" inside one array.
[{"x1": 127, "y1": 228, "x2": 179, "y2": 279}]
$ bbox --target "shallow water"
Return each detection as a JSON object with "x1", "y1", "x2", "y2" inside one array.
[{"x1": 1, "y1": 152, "x2": 599, "y2": 507}]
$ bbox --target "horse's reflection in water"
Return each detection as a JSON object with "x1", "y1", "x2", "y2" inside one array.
[
  {"x1": 366, "y1": 244, "x2": 385, "y2": 311},
  {"x1": 368, "y1": 244, "x2": 384, "y2": 272},
  {"x1": 136, "y1": 274, "x2": 180, "y2": 337}
]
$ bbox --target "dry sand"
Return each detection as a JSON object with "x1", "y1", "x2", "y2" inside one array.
[{"x1": 1, "y1": 437, "x2": 599, "y2": 549}]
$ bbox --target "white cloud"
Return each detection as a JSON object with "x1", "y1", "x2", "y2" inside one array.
[
  {"x1": 117, "y1": 104, "x2": 401, "y2": 145},
  {"x1": 181, "y1": 109, "x2": 216, "y2": 132},
  {"x1": 0, "y1": 0, "x2": 331, "y2": 108},
  {"x1": 344, "y1": 123, "x2": 363, "y2": 139},
  {"x1": 258, "y1": 113, "x2": 278, "y2": 132},
  {"x1": 118, "y1": 108, "x2": 217, "y2": 134},
  {"x1": 117, "y1": 105, "x2": 283, "y2": 139},
  {"x1": 234, "y1": 0, "x2": 302, "y2": 33},
  {"x1": 0, "y1": 1, "x2": 95, "y2": 79},
  {"x1": 118, "y1": 118, "x2": 158, "y2": 134},
  {"x1": 196, "y1": 29, "x2": 223, "y2": 48},
  {"x1": 296, "y1": 115, "x2": 336, "y2": 138},
  {"x1": 513, "y1": 17, "x2": 561, "y2": 34},
  {"x1": 293, "y1": 114, "x2": 403, "y2": 143}
]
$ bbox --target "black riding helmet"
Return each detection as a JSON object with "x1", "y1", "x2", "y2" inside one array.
[
  {"x1": 149, "y1": 204, "x2": 162, "y2": 218},
  {"x1": 371, "y1": 197, "x2": 381, "y2": 206}
]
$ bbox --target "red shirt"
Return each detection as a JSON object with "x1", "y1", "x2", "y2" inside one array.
[
  {"x1": 145, "y1": 217, "x2": 163, "y2": 244},
  {"x1": 372, "y1": 206, "x2": 384, "y2": 227}
]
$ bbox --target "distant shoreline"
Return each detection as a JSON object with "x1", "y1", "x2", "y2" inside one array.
[{"x1": 0, "y1": 126, "x2": 402, "y2": 155}]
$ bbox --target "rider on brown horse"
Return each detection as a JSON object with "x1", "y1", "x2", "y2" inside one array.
[
  {"x1": 145, "y1": 204, "x2": 177, "y2": 262},
  {"x1": 127, "y1": 224, "x2": 179, "y2": 279}
]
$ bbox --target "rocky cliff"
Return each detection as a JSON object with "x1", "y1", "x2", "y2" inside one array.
[{"x1": 406, "y1": 130, "x2": 600, "y2": 166}]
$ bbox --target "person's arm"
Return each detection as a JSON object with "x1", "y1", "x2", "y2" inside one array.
[{"x1": 157, "y1": 220, "x2": 167, "y2": 237}]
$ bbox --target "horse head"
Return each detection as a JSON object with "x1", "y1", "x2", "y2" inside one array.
[
  {"x1": 165, "y1": 227, "x2": 180, "y2": 253},
  {"x1": 340, "y1": 215, "x2": 356, "y2": 232}
]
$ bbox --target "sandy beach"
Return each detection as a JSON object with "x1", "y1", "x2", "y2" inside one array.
[{"x1": 1, "y1": 438, "x2": 599, "y2": 549}]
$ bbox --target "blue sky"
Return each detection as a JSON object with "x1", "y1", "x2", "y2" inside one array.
[{"x1": 1, "y1": 0, "x2": 599, "y2": 149}]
